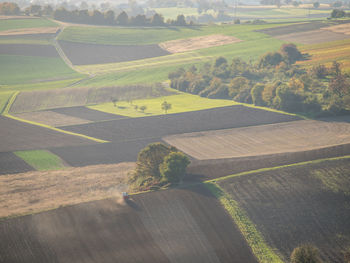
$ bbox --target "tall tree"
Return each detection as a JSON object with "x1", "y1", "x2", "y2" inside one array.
[
  {"x1": 161, "y1": 101, "x2": 172, "y2": 114},
  {"x1": 116, "y1": 11, "x2": 128, "y2": 25}
]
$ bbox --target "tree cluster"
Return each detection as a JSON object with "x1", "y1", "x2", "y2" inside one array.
[
  {"x1": 53, "y1": 8, "x2": 190, "y2": 26},
  {"x1": 290, "y1": 244, "x2": 323, "y2": 263},
  {"x1": 0, "y1": 2, "x2": 20, "y2": 15},
  {"x1": 128, "y1": 143, "x2": 190, "y2": 191},
  {"x1": 331, "y1": 9, "x2": 350, "y2": 18},
  {"x1": 169, "y1": 44, "x2": 350, "y2": 117}
]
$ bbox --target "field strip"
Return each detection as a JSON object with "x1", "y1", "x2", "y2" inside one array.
[
  {"x1": 14, "y1": 150, "x2": 67, "y2": 171},
  {"x1": 76, "y1": 53, "x2": 212, "y2": 75},
  {"x1": 2, "y1": 92, "x2": 108, "y2": 143},
  {"x1": 205, "y1": 155, "x2": 350, "y2": 183},
  {"x1": 205, "y1": 182, "x2": 283, "y2": 263}
]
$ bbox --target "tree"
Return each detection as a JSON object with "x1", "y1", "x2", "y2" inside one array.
[
  {"x1": 331, "y1": 9, "x2": 346, "y2": 18},
  {"x1": 111, "y1": 97, "x2": 118, "y2": 107},
  {"x1": 161, "y1": 101, "x2": 172, "y2": 114},
  {"x1": 329, "y1": 74, "x2": 348, "y2": 98},
  {"x1": 251, "y1": 83, "x2": 265, "y2": 106},
  {"x1": 331, "y1": 61, "x2": 341, "y2": 76},
  {"x1": 313, "y1": 2, "x2": 320, "y2": 8},
  {"x1": 280, "y1": 43, "x2": 302, "y2": 64},
  {"x1": 258, "y1": 52, "x2": 283, "y2": 68},
  {"x1": 175, "y1": 14, "x2": 187, "y2": 26},
  {"x1": 151, "y1": 13, "x2": 164, "y2": 26},
  {"x1": 290, "y1": 244, "x2": 322, "y2": 263},
  {"x1": 160, "y1": 152, "x2": 190, "y2": 183},
  {"x1": 104, "y1": 10, "x2": 115, "y2": 25},
  {"x1": 139, "y1": 105, "x2": 147, "y2": 112},
  {"x1": 116, "y1": 11, "x2": 129, "y2": 25},
  {"x1": 0, "y1": 2, "x2": 20, "y2": 15}
]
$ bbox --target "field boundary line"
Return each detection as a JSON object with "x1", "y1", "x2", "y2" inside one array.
[
  {"x1": 205, "y1": 182, "x2": 284, "y2": 263},
  {"x1": 205, "y1": 155, "x2": 350, "y2": 183},
  {"x1": 2, "y1": 91, "x2": 19, "y2": 115}
]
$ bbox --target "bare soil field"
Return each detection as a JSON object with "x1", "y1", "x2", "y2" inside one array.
[
  {"x1": 51, "y1": 106, "x2": 124, "y2": 121},
  {"x1": 159, "y1": 34, "x2": 242, "y2": 53},
  {"x1": 10, "y1": 85, "x2": 171, "y2": 113},
  {"x1": 257, "y1": 21, "x2": 329, "y2": 36},
  {"x1": 50, "y1": 138, "x2": 159, "y2": 167},
  {"x1": 0, "y1": 162, "x2": 134, "y2": 218},
  {"x1": 0, "y1": 27, "x2": 59, "y2": 36},
  {"x1": 164, "y1": 119, "x2": 350, "y2": 160},
  {"x1": 60, "y1": 105, "x2": 300, "y2": 142},
  {"x1": 14, "y1": 110, "x2": 91, "y2": 127},
  {"x1": 322, "y1": 23, "x2": 350, "y2": 35},
  {"x1": 0, "y1": 43, "x2": 59, "y2": 57},
  {"x1": 0, "y1": 116, "x2": 92, "y2": 153},
  {"x1": 219, "y1": 158, "x2": 350, "y2": 263},
  {"x1": 186, "y1": 142, "x2": 350, "y2": 181},
  {"x1": 274, "y1": 29, "x2": 350, "y2": 44},
  {"x1": 0, "y1": 152, "x2": 33, "y2": 175},
  {"x1": 59, "y1": 40, "x2": 171, "y2": 65},
  {"x1": 0, "y1": 185, "x2": 257, "y2": 263}
]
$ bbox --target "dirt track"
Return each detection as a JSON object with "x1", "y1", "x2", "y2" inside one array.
[
  {"x1": 59, "y1": 40, "x2": 170, "y2": 65},
  {"x1": 0, "y1": 185, "x2": 257, "y2": 263},
  {"x1": 219, "y1": 158, "x2": 350, "y2": 263},
  {"x1": 164, "y1": 119, "x2": 350, "y2": 160}
]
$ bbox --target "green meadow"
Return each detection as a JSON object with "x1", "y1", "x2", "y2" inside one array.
[
  {"x1": 14, "y1": 150, "x2": 66, "y2": 171},
  {"x1": 0, "y1": 18, "x2": 57, "y2": 31}
]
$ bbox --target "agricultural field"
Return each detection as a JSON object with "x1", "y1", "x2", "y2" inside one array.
[
  {"x1": 0, "y1": 43, "x2": 59, "y2": 57},
  {"x1": 14, "y1": 150, "x2": 66, "y2": 171},
  {"x1": 164, "y1": 118, "x2": 350, "y2": 160},
  {"x1": 0, "y1": 185, "x2": 257, "y2": 263},
  {"x1": 0, "y1": 18, "x2": 57, "y2": 32},
  {"x1": 0, "y1": 152, "x2": 33, "y2": 175},
  {"x1": 216, "y1": 157, "x2": 350, "y2": 263}
]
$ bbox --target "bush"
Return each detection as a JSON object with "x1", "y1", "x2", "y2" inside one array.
[
  {"x1": 160, "y1": 152, "x2": 190, "y2": 183},
  {"x1": 290, "y1": 244, "x2": 322, "y2": 263}
]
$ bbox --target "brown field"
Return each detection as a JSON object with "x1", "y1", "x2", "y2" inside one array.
[
  {"x1": 322, "y1": 23, "x2": 350, "y2": 35},
  {"x1": 0, "y1": 116, "x2": 93, "y2": 152},
  {"x1": 159, "y1": 34, "x2": 242, "y2": 53},
  {"x1": 14, "y1": 110, "x2": 91, "y2": 127},
  {"x1": 0, "y1": 162, "x2": 135, "y2": 218},
  {"x1": 10, "y1": 85, "x2": 172, "y2": 113},
  {"x1": 274, "y1": 29, "x2": 350, "y2": 44},
  {"x1": 0, "y1": 43, "x2": 59, "y2": 57},
  {"x1": 219, "y1": 158, "x2": 350, "y2": 263},
  {"x1": 164, "y1": 119, "x2": 350, "y2": 160},
  {"x1": 0, "y1": 185, "x2": 257, "y2": 263},
  {"x1": 0, "y1": 27, "x2": 59, "y2": 36},
  {"x1": 0, "y1": 15, "x2": 38, "y2": 20}
]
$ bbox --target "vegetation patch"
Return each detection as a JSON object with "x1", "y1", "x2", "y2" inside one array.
[
  {"x1": 0, "y1": 26, "x2": 58, "y2": 36},
  {"x1": 89, "y1": 92, "x2": 238, "y2": 117},
  {"x1": 0, "y1": 18, "x2": 57, "y2": 31},
  {"x1": 14, "y1": 150, "x2": 66, "y2": 171},
  {"x1": 205, "y1": 182, "x2": 283, "y2": 263}
]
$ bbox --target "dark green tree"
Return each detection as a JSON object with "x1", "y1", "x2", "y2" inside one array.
[
  {"x1": 160, "y1": 152, "x2": 190, "y2": 183},
  {"x1": 161, "y1": 101, "x2": 172, "y2": 114},
  {"x1": 290, "y1": 244, "x2": 322, "y2": 263},
  {"x1": 116, "y1": 11, "x2": 129, "y2": 25}
]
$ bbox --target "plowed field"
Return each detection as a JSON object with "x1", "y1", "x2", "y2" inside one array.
[
  {"x1": 218, "y1": 158, "x2": 350, "y2": 263},
  {"x1": 0, "y1": 185, "x2": 257, "y2": 263},
  {"x1": 164, "y1": 119, "x2": 350, "y2": 160},
  {"x1": 0, "y1": 152, "x2": 33, "y2": 175},
  {"x1": 59, "y1": 40, "x2": 170, "y2": 65},
  {"x1": 0, "y1": 44, "x2": 59, "y2": 57}
]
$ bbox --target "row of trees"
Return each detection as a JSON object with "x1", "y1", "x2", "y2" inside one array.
[
  {"x1": 128, "y1": 143, "x2": 190, "y2": 191},
  {"x1": 331, "y1": 9, "x2": 350, "y2": 18},
  {"x1": 0, "y1": 2, "x2": 20, "y2": 15},
  {"x1": 169, "y1": 44, "x2": 350, "y2": 117}
]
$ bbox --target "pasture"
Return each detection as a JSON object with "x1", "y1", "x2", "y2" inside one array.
[
  {"x1": 0, "y1": 18, "x2": 57, "y2": 31},
  {"x1": 164, "y1": 118, "x2": 350, "y2": 160},
  {"x1": 216, "y1": 157, "x2": 350, "y2": 263},
  {"x1": 14, "y1": 150, "x2": 66, "y2": 171}
]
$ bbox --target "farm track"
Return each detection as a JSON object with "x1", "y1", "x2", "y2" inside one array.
[
  {"x1": 0, "y1": 185, "x2": 257, "y2": 263},
  {"x1": 219, "y1": 158, "x2": 350, "y2": 263}
]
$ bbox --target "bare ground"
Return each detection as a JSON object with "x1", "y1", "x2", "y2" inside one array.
[
  {"x1": 322, "y1": 23, "x2": 350, "y2": 35},
  {"x1": 159, "y1": 34, "x2": 242, "y2": 53},
  {"x1": 0, "y1": 43, "x2": 59, "y2": 57},
  {"x1": 0, "y1": 162, "x2": 135, "y2": 219},
  {"x1": 274, "y1": 29, "x2": 350, "y2": 44},
  {"x1": 0, "y1": 27, "x2": 59, "y2": 36},
  {"x1": 14, "y1": 111, "x2": 91, "y2": 127},
  {"x1": 164, "y1": 119, "x2": 350, "y2": 160}
]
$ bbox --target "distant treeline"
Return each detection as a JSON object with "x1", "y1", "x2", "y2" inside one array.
[
  {"x1": 331, "y1": 9, "x2": 350, "y2": 18},
  {"x1": 169, "y1": 44, "x2": 350, "y2": 117}
]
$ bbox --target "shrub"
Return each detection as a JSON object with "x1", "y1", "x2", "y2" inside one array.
[
  {"x1": 290, "y1": 244, "x2": 322, "y2": 263},
  {"x1": 160, "y1": 152, "x2": 190, "y2": 183}
]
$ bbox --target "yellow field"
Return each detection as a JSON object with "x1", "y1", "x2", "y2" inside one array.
[{"x1": 297, "y1": 39, "x2": 350, "y2": 73}]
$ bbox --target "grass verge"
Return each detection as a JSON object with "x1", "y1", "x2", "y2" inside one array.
[
  {"x1": 205, "y1": 182, "x2": 283, "y2": 263},
  {"x1": 14, "y1": 150, "x2": 66, "y2": 171}
]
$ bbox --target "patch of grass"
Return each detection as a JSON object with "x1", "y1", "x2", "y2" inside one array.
[
  {"x1": 205, "y1": 182, "x2": 283, "y2": 263},
  {"x1": 0, "y1": 18, "x2": 57, "y2": 31},
  {"x1": 59, "y1": 23, "x2": 291, "y2": 45},
  {"x1": 14, "y1": 150, "x2": 66, "y2": 171},
  {"x1": 0, "y1": 91, "x2": 13, "y2": 114},
  {"x1": 89, "y1": 92, "x2": 238, "y2": 117},
  {"x1": 311, "y1": 167, "x2": 350, "y2": 195},
  {"x1": 0, "y1": 54, "x2": 83, "y2": 85}
]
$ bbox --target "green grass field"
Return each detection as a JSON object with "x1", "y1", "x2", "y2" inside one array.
[
  {"x1": 0, "y1": 18, "x2": 57, "y2": 31},
  {"x1": 0, "y1": 54, "x2": 83, "y2": 85},
  {"x1": 89, "y1": 92, "x2": 238, "y2": 117},
  {"x1": 0, "y1": 36, "x2": 52, "y2": 45},
  {"x1": 14, "y1": 150, "x2": 66, "y2": 171}
]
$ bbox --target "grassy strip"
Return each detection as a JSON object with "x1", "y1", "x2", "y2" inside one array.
[
  {"x1": 205, "y1": 182, "x2": 283, "y2": 263},
  {"x1": 206, "y1": 155, "x2": 350, "y2": 183},
  {"x1": 2, "y1": 92, "x2": 108, "y2": 143},
  {"x1": 0, "y1": 18, "x2": 57, "y2": 31},
  {"x1": 14, "y1": 150, "x2": 66, "y2": 171},
  {"x1": 0, "y1": 91, "x2": 14, "y2": 114}
]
